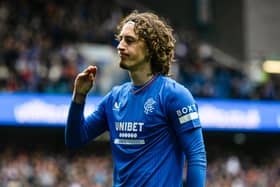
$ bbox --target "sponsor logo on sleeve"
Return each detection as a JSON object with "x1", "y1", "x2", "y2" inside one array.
[{"x1": 176, "y1": 104, "x2": 199, "y2": 124}]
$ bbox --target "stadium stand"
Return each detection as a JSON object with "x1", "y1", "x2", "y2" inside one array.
[{"x1": 0, "y1": 0, "x2": 279, "y2": 99}]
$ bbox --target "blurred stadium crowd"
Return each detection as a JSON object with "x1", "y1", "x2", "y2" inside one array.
[
  {"x1": 0, "y1": 141, "x2": 280, "y2": 187},
  {"x1": 0, "y1": 0, "x2": 279, "y2": 99},
  {"x1": 1, "y1": 1, "x2": 280, "y2": 187},
  {"x1": 0, "y1": 143, "x2": 113, "y2": 187}
]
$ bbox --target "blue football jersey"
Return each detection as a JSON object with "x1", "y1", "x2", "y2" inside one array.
[
  {"x1": 81, "y1": 75, "x2": 202, "y2": 186},
  {"x1": 65, "y1": 75, "x2": 206, "y2": 187}
]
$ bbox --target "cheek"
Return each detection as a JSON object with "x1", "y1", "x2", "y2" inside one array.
[
  {"x1": 135, "y1": 47, "x2": 148, "y2": 59},
  {"x1": 128, "y1": 42, "x2": 148, "y2": 61},
  {"x1": 128, "y1": 48, "x2": 143, "y2": 60}
]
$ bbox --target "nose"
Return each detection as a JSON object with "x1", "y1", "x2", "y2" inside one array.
[{"x1": 117, "y1": 40, "x2": 125, "y2": 51}]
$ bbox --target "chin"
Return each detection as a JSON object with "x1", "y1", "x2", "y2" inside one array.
[{"x1": 119, "y1": 61, "x2": 129, "y2": 70}]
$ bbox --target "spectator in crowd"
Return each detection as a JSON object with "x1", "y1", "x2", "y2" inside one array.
[
  {"x1": 0, "y1": 0, "x2": 279, "y2": 99},
  {"x1": 1, "y1": 142, "x2": 280, "y2": 187}
]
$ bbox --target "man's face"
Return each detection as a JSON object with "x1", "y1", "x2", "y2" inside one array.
[{"x1": 117, "y1": 22, "x2": 149, "y2": 71}]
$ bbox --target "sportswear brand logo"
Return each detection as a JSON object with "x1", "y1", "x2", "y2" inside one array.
[
  {"x1": 113, "y1": 101, "x2": 121, "y2": 111},
  {"x1": 144, "y1": 98, "x2": 156, "y2": 114}
]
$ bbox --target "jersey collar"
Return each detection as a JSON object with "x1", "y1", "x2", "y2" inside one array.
[{"x1": 130, "y1": 74, "x2": 159, "y2": 95}]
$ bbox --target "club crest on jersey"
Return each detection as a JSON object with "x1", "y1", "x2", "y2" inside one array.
[{"x1": 144, "y1": 98, "x2": 156, "y2": 114}]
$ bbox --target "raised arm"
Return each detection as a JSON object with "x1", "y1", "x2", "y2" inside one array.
[{"x1": 65, "y1": 66, "x2": 107, "y2": 149}]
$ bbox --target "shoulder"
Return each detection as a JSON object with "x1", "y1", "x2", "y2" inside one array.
[
  {"x1": 98, "y1": 82, "x2": 130, "y2": 108},
  {"x1": 103, "y1": 82, "x2": 131, "y2": 102},
  {"x1": 111, "y1": 82, "x2": 131, "y2": 95},
  {"x1": 160, "y1": 76, "x2": 194, "y2": 103}
]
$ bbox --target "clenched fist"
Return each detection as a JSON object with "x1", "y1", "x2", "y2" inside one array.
[{"x1": 72, "y1": 65, "x2": 97, "y2": 103}]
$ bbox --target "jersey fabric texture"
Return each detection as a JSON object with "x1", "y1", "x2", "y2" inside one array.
[{"x1": 66, "y1": 75, "x2": 207, "y2": 187}]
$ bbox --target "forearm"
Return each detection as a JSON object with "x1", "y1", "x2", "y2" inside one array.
[
  {"x1": 72, "y1": 92, "x2": 87, "y2": 104},
  {"x1": 179, "y1": 128, "x2": 207, "y2": 187},
  {"x1": 185, "y1": 151, "x2": 207, "y2": 187},
  {"x1": 65, "y1": 101, "x2": 89, "y2": 148}
]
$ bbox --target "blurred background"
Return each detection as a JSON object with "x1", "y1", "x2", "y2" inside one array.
[{"x1": 0, "y1": 0, "x2": 280, "y2": 186}]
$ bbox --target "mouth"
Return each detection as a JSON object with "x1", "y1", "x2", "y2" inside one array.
[{"x1": 118, "y1": 52, "x2": 129, "y2": 58}]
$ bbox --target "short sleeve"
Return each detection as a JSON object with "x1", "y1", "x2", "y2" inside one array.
[{"x1": 165, "y1": 83, "x2": 201, "y2": 133}]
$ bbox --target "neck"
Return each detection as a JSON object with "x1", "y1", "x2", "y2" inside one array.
[
  {"x1": 126, "y1": 59, "x2": 154, "y2": 85},
  {"x1": 129, "y1": 70, "x2": 153, "y2": 86}
]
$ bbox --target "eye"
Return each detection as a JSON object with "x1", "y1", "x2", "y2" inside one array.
[
  {"x1": 125, "y1": 37, "x2": 136, "y2": 44},
  {"x1": 117, "y1": 35, "x2": 138, "y2": 45}
]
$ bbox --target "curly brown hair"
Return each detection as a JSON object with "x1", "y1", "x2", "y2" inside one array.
[{"x1": 116, "y1": 10, "x2": 176, "y2": 76}]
